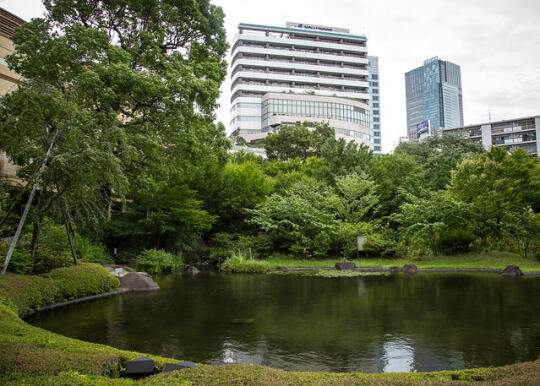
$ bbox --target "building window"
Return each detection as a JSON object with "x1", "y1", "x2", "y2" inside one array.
[{"x1": 374, "y1": 146, "x2": 381, "y2": 151}]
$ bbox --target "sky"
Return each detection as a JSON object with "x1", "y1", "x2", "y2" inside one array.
[{"x1": 2, "y1": 0, "x2": 539, "y2": 153}]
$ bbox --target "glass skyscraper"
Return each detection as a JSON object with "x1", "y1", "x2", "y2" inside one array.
[{"x1": 405, "y1": 57, "x2": 463, "y2": 140}]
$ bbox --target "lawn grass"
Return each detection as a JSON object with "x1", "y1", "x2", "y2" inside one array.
[
  {"x1": 265, "y1": 251, "x2": 540, "y2": 272},
  {"x1": 0, "y1": 263, "x2": 539, "y2": 384}
]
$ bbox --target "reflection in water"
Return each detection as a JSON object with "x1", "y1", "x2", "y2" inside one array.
[
  {"x1": 383, "y1": 338, "x2": 414, "y2": 372},
  {"x1": 27, "y1": 273, "x2": 540, "y2": 373}
]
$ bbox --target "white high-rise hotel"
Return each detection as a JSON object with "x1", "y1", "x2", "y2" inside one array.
[{"x1": 230, "y1": 22, "x2": 380, "y2": 151}]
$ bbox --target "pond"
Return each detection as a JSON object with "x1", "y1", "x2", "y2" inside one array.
[{"x1": 27, "y1": 272, "x2": 540, "y2": 373}]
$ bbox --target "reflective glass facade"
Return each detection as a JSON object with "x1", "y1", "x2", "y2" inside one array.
[
  {"x1": 405, "y1": 57, "x2": 463, "y2": 140},
  {"x1": 261, "y1": 98, "x2": 369, "y2": 128}
]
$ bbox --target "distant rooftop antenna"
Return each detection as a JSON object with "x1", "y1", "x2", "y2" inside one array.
[{"x1": 488, "y1": 110, "x2": 492, "y2": 122}]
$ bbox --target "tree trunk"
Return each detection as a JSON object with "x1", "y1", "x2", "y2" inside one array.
[
  {"x1": 30, "y1": 186, "x2": 46, "y2": 274},
  {"x1": 2, "y1": 128, "x2": 62, "y2": 274},
  {"x1": 61, "y1": 200, "x2": 77, "y2": 266},
  {"x1": 29, "y1": 222, "x2": 41, "y2": 273}
]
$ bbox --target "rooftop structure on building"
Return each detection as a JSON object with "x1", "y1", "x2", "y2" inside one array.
[
  {"x1": 405, "y1": 57, "x2": 463, "y2": 141},
  {"x1": 443, "y1": 115, "x2": 540, "y2": 157},
  {"x1": 229, "y1": 22, "x2": 372, "y2": 150}
]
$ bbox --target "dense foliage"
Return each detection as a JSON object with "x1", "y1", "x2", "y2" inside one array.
[
  {"x1": 1, "y1": 0, "x2": 539, "y2": 274},
  {"x1": 135, "y1": 249, "x2": 182, "y2": 274}
]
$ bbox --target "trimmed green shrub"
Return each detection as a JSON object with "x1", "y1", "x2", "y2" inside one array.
[
  {"x1": 45, "y1": 264, "x2": 119, "y2": 302},
  {"x1": 221, "y1": 252, "x2": 271, "y2": 273},
  {"x1": 0, "y1": 274, "x2": 57, "y2": 315},
  {"x1": 135, "y1": 249, "x2": 182, "y2": 274},
  {"x1": 0, "y1": 264, "x2": 119, "y2": 315}
]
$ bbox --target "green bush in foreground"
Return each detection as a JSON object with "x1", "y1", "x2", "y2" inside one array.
[
  {"x1": 221, "y1": 253, "x2": 271, "y2": 273},
  {"x1": 0, "y1": 263, "x2": 119, "y2": 315},
  {"x1": 45, "y1": 264, "x2": 120, "y2": 302},
  {"x1": 135, "y1": 249, "x2": 183, "y2": 274}
]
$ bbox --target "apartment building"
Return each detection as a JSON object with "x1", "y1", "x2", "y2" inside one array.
[
  {"x1": 443, "y1": 115, "x2": 540, "y2": 157},
  {"x1": 230, "y1": 22, "x2": 372, "y2": 149},
  {"x1": 0, "y1": 7, "x2": 24, "y2": 184}
]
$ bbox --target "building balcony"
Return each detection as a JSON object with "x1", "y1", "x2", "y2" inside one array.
[
  {"x1": 231, "y1": 70, "x2": 369, "y2": 89},
  {"x1": 232, "y1": 45, "x2": 368, "y2": 66},
  {"x1": 231, "y1": 83, "x2": 369, "y2": 102},
  {"x1": 231, "y1": 58, "x2": 368, "y2": 77},
  {"x1": 233, "y1": 33, "x2": 367, "y2": 54}
]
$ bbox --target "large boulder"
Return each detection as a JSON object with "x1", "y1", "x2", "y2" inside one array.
[
  {"x1": 119, "y1": 272, "x2": 160, "y2": 291},
  {"x1": 403, "y1": 264, "x2": 418, "y2": 274},
  {"x1": 502, "y1": 265, "x2": 523, "y2": 277},
  {"x1": 335, "y1": 262, "x2": 356, "y2": 270},
  {"x1": 186, "y1": 266, "x2": 200, "y2": 275}
]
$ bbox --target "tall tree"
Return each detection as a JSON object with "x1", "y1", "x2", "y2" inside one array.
[
  {"x1": 370, "y1": 153, "x2": 423, "y2": 219},
  {"x1": 0, "y1": 0, "x2": 229, "y2": 272},
  {"x1": 264, "y1": 121, "x2": 335, "y2": 161},
  {"x1": 395, "y1": 135, "x2": 485, "y2": 190},
  {"x1": 449, "y1": 147, "x2": 540, "y2": 246},
  {"x1": 320, "y1": 137, "x2": 373, "y2": 178}
]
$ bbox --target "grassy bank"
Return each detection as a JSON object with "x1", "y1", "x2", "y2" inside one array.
[
  {"x1": 265, "y1": 251, "x2": 540, "y2": 272},
  {"x1": 0, "y1": 263, "x2": 539, "y2": 384}
]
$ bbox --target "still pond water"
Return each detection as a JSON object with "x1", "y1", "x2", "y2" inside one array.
[{"x1": 28, "y1": 272, "x2": 540, "y2": 373}]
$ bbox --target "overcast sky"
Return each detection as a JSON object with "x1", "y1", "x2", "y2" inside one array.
[{"x1": 2, "y1": 0, "x2": 539, "y2": 153}]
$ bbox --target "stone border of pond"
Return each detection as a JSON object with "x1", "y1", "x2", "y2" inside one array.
[
  {"x1": 277, "y1": 264, "x2": 540, "y2": 276},
  {"x1": 21, "y1": 288, "x2": 131, "y2": 318}
]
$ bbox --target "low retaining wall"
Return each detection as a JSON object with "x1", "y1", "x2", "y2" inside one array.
[
  {"x1": 277, "y1": 266, "x2": 540, "y2": 276},
  {"x1": 22, "y1": 289, "x2": 130, "y2": 318}
]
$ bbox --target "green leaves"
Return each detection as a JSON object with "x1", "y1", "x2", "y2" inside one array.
[{"x1": 264, "y1": 121, "x2": 335, "y2": 161}]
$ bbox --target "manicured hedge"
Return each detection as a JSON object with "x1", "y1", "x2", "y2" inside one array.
[
  {"x1": 0, "y1": 263, "x2": 119, "y2": 315},
  {"x1": 45, "y1": 264, "x2": 120, "y2": 302}
]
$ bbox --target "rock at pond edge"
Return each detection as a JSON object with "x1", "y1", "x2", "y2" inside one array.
[
  {"x1": 335, "y1": 262, "x2": 356, "y2": 270},
  {"x1": 186, "y1": 266, "x2": 200, "y2": 275},
  {"x1": 119, "y1": 272, "x2": 160, "y2": 291},
  {"x1": 403, "y1": 264, "x2": 418, "y2": 274},
  {"x1": 502, "y1": 265, "x2": 523, "y2": 276}
]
